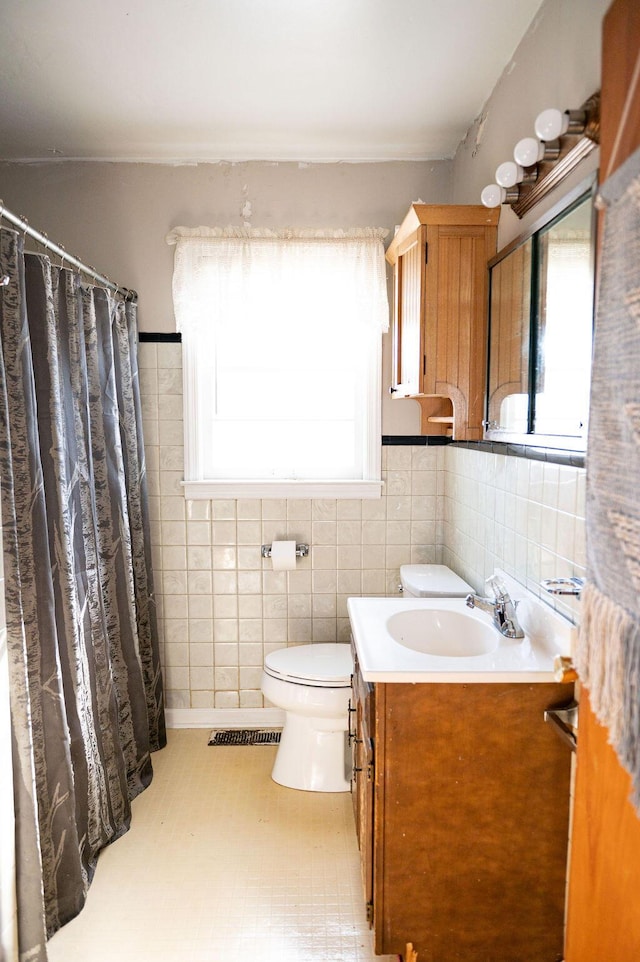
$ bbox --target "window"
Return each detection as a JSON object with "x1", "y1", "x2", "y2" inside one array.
[{"x1": 167, "y1": 227, "x2": 389, "y2": 498}]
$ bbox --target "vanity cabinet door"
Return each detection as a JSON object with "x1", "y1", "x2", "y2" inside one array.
[
  {"x1": 368, "y1": 680, "x2": 573, "y2": 960},
  {"x1": 386, "y1": 205, "x2": 498, "y2": 440},
  {"x1": 352, "y1": 663, "x2": 375, "y2": 920}
]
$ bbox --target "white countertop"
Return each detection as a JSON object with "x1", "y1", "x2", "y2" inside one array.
[{"x1": 347, "y1": 570, "x2": 577, "y2": 684}]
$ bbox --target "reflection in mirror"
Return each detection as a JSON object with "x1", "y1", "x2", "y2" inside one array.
[
  {"x1": 534, "y1": 198, "x2": 593, "y2": 438},
  {"x1": 488, "y1": 239, "x2": 532, "y2": 434},
  {"x1": 486, "y1": 179, "x2": 596, "y2": 451}
]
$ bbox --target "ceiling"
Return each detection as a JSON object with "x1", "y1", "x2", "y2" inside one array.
[{"x1": 0, "y1": 0, "x2": 543, "y2": 164}]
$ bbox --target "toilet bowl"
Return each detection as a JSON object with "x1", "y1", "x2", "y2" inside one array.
[
  {"x1": 400, "y1": 563, "x2": 472, "y2": 598},
  {"x1": 261, "y1": 643, "x2": 353, "y2": 793}
]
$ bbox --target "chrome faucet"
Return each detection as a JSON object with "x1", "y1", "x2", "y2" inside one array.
[{"x1": 465, "y1": 576, "x2": 524, "y2": 639}]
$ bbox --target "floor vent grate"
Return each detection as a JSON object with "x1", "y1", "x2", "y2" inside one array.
[{"x1": 208, "y1": 729, "x2": 282, "y2": 747}]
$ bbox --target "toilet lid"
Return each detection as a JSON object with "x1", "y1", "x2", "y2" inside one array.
[{"x1": 264, "y1": 643, "x2": 353, "y2": 687}]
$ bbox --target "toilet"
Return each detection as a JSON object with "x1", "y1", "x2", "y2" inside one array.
[
  {"x1": 400, "y1": 563, "x2": 472, "y2": 598},
  {"x1": 261, "y1": 566, "x2": 470, "y2": 793},
  {"x1": 261, "y1": 643, "x2": 353, "y2": 793}
]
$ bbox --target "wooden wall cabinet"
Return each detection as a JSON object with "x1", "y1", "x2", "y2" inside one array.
[
  {"x1": 386, "y1": 205, "x2": 499, "y2": 440},
  {"x1": 350, "y1": 657, "x2": 574, "y2": 961}
]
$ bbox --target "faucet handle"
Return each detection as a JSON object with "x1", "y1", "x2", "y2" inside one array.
[{"x1": 485, "y1": 575, "x2": 508, "y2": 602}]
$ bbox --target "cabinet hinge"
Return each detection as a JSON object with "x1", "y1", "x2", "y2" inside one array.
[{"x1": 366, "y1": 900, "x2": 374, "y2": 923}]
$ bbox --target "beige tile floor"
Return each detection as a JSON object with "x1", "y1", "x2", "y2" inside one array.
[{"x1": 47, "y1": 729, "x2": 397, "y2": 962}]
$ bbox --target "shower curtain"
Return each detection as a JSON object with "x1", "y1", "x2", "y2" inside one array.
[{"x1": 0, "y1": 228, "x2": 166, "y2": 962}]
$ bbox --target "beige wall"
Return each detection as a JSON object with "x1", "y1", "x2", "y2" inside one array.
[
  {"x1": 452, "y1": 0, "x2": 609, "y2": 247},
  {"x1": 0, "y1": 159, "x2": 450, "y2": 333},
  {"x1": 0, "y1": 157, "x2": 453, "y2": 435}
]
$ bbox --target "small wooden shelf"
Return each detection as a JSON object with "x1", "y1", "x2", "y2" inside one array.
[{"x1": 427, "y1": 416, "x2": 454, "y2": 423}]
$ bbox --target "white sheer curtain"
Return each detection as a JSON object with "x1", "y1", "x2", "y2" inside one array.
[{"x1": 167, "y1": 227, "x2": 389, "y2": 489}]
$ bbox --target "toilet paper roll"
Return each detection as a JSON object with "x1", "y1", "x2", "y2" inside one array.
[{"x1": 270, "y1": 540, "x2": 297, "y2": 570}]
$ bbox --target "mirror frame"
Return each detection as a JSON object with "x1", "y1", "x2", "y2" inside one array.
[{"x1": 485, "y1": 174, "x2": 598, "y2": 452}]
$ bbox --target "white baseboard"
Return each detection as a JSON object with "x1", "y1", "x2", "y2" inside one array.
[{"x1": 165, "y1": 707, "x2": 285, "y2": 730}]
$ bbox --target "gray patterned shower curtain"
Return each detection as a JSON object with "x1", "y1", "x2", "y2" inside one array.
[{"x1": 0, "y1": 228, "x2": 166, "y2": 962}]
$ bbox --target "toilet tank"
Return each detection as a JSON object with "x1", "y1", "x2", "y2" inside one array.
[{"x1": 400, "y1": 564, "x2": 472, "y2": 598}]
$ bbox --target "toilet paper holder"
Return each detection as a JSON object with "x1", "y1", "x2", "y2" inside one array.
[{"x1": 261, "y1": 542, "x2": 309, "y2": 559}]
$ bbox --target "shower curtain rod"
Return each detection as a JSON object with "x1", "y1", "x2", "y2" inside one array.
[{"x1": 0, "y1": 200, "x2": 138, "y2": 302}]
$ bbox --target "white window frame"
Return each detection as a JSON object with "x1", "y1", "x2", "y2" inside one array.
[{"x1": 167, "y1": 226, "x2": 389, "y2": 499}]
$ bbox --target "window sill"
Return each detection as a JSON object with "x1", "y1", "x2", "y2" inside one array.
[{"x1": 182, "y1": 479, "x2": 384, "y2": 500}]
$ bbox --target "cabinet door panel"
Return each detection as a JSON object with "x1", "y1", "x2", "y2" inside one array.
[
  {"x1": 392, "y1": 226, "x2": 427, "y2": 397},
  {"x1": 375, "y1": 682, "x2": 572, "y2": 959},
  {"x1": 352, "y1": 666, "x2": 375, "y2": 925},
  {"x1": 431, "y1": 227, "x2": 491, "y2": 438}
]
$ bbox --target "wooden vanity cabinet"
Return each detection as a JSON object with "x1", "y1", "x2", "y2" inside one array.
[
  {"x1": 350, "y1": 660, "x2": 574, "y2": 961},
  {"x1": 386, "y1": 205, "x2": 499, "y2": 440}
]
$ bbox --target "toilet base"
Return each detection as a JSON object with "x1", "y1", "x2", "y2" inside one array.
[{"x1": 272, "y1": 714, "x2": 350, "y2": 793}]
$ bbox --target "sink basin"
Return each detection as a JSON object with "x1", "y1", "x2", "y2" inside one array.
[
  {"x1": 386, "y1": 608, "x2": 499, "y2": 657},
  {"x1": 347, "y1": 570, "x2": 579, "y2": 683}
]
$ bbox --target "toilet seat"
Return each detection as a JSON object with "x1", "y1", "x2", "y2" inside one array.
[{"x1": 263, "y1": 643, "x2": 353, "y2": 689}]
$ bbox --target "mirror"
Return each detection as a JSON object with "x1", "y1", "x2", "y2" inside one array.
[
  {"x1": 488, "y1": 238, "x2": 532, "y2": 436},
  {"x1": 486, "y1": 178, "x2": 596, "y2": 450}
]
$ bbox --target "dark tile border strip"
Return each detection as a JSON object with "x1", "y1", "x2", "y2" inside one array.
[
  {"x1": 139, "y1": 332, "x2": 182, "y2": 343},
  {"x1": 450, "y1": 440, "x2": 585, "y2": 469},
  {"x1": 382, "y1": 435, "x2": 451, "y2": 446},
  {"x1": 382, "y1": 436, "x2": 583, "y2": 466}
]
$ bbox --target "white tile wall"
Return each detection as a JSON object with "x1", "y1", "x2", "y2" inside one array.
[
  {"x1": 441, "y1": 446, "x2": 586, "y2": 624},
  {"x1": 139, "y1": 342, "x2": 442, "y2": 710},
  {"x1": 0, "y1": 482, "x2": 18, "y2": 962},
  {"x1": 140, "y1": 342, "x2": 586, "y2": 711}
]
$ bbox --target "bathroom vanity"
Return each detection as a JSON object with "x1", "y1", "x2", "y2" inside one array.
[{"x1": 348, "y1": 579, "x2": 576, "y2": 961}]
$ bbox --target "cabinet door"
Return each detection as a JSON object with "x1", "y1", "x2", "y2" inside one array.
[
  {"x1": 391, "y1": 225, "x2": 427, "y2": 397},
  {"x1": 375, "y1": 682, "x2": 572, "y2": 959},
  {"x1": 357, "y1": 731, "x2": 374, "y2": 922},
  {"x1": 424, "y1": 224, "x2": 494, "y2": 439},
  {"x1": 352, "y1": 667, "x2": 375, "y2": 922}
]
